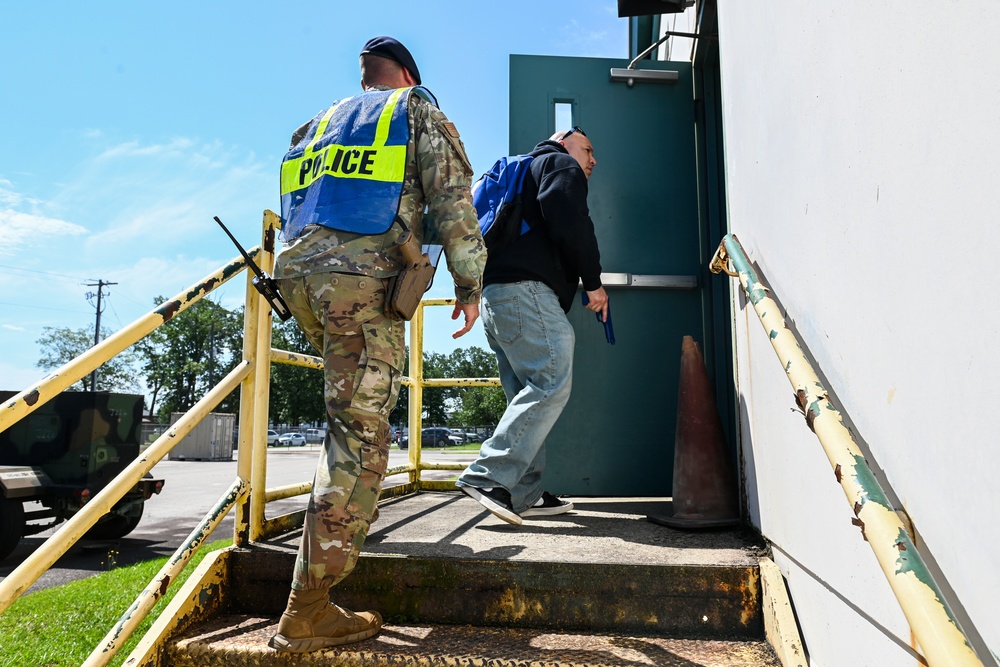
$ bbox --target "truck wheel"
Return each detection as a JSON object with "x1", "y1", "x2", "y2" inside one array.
[
  {"x1": 0, "y1": 498, "x2": 25, "y2": 561},
  {"x1": 85, "y1": 500, "x2": 144, "y2": 540}
]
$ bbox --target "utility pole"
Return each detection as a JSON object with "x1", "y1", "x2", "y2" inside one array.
[{"x1": 85, "y1": 279, "x2": 117, "y2": 391}]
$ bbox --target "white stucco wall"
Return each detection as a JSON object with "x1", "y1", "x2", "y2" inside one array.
[
  {"x1": 715, "y1": 3, "x2": 1000, "y2": 666},
  {"x1": 657, "y1": 6, "x2": 697, "y2": 62}
]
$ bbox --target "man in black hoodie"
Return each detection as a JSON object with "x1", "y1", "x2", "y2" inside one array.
[{"x1": 457, "y1": 127, "x2": 609, "y2": 525}]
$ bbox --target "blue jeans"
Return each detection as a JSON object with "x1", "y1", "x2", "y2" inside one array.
[{"x1": 458, "y1": 281, "x2": 575, "y2": 513}]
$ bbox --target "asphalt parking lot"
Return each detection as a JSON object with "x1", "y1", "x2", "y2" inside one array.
[{"x1": 0, "y1": 445, "x2": 476, "y2": 594}]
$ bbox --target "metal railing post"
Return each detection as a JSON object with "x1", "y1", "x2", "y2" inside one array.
[
  {"x1": 407, "y1": 302, "x2": 425, "y2": 485},
  {"x1": 249, "y1": 210, "x2": 280, "y2": 542},
  {"x1": 234, "y1": 263, "x2": 260, "y2": 547}
]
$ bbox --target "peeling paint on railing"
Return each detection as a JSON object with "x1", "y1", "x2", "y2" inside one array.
[
  {"x1": 711, "y1": 234, "x2": 984, "y2": 667},
  {"x1": 82, "y1": 479, "x2": 248, "y2": 667},
  {"x1": 0, "y1": 253, "x2": 256, "y2": 433}
]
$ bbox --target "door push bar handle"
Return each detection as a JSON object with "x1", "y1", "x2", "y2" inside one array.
[{"x1": 582, "y1": 273, "x2": 698, "y2": 289}]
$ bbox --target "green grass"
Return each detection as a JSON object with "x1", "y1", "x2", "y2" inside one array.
[
  {"x1": 391, "y1": 443, "x2": 483, "y2": 452},
  {"x1": 442, "y1": 443, "x2": 482, "y2": 452},
  {"x1": 0, "y1": 538, "x2": 232, "y2": 667}
]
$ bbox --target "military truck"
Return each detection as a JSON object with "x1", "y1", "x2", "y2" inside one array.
[{"x1": 0, "y1": 391, "x2": 165, "y2": 561}]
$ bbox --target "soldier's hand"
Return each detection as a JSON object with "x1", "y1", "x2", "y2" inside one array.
[
  {"x1": 584, "y1": 287, "x2": 609, "y2": 322},
  {"x1": 451, "y1": 302, "x2": 480, "y2": 338}
]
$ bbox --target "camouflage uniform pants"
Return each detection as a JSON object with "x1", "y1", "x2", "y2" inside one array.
[{"x1": 277, "y1": 273, "x2": 405, "y2": 591}]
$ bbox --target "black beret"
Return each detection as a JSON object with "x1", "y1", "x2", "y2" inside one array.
[{"x1": 360, "y1": 36, "x2": 421, "y2": 85}]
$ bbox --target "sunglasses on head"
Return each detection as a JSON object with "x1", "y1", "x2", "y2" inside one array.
[{"x1": 562, "y1": 126, "x2": 586, "y2": 139}]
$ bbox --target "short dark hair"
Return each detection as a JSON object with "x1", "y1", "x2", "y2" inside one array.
[{"x1": 360, "y1": 53, "x2": 405, "y2": 86}]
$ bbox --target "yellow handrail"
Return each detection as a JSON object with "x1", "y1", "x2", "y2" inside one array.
[
  {"x1": 0, "y1": 244, "x2": 262, "y2": 613},
  {"x1": 82, "y1": 478, "x2": 249, "y2": 666},
  {"x1": 0, "y1": 254, "x2": 255, "y2": 433},
  {"x1": 263, "y1": 296, "x2": 501, "y2": 497},
  {"x1": 0, "y1": 360, "x2": 250, "y2": 615},
  {"x1": 0, "y1": 211, "x2": 273, "y2": 665},
  {"x1": 711, "y1": 234, "x2": 984, "y2": 667},
  {"x1": 404, "y1": 297, "x2": 501, "y2": 486},
  {"x1": 265, "y1": 482, "x2": 312, "y2": 503},
  {"x1": 0, "y1": 208, "x2": 500, "y2": 665}
]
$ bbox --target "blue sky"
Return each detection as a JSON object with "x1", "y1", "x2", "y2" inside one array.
[{"x1": 0, "y1": 1, "x2": 628, "y2": 391}]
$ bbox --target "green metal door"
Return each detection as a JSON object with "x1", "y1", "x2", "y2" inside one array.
[{"x1": 509, "y1": 55, "x2": 709, "y2": 496}]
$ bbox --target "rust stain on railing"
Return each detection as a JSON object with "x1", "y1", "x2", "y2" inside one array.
[{"x1": 711, "y1": 234, "x2": 984, "y2": 667}]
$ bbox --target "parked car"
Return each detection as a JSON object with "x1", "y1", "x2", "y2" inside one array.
[
  {"x1": 305, "y1": 428, "x2": 324, "y2": 444},
  {"x1": 278, "y1": 432, "x2": 307, "y2": 447},
  {"x1": 462, "y1": 431, "x2": 484, "y2": 443},
  {"x1": 398, "y1": 427, "x2": 460, "y2": 450},
  {"x1": 267, "y1": 430, "x2": 279, "y2": 446}
]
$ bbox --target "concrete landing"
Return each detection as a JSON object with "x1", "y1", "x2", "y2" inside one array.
[{"x1": 270, "y1": 491, "x2": 764, "y2": 567}]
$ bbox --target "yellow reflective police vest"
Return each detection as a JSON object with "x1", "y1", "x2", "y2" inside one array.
[{"x1": 279, "y1": 86, "x2": 435, "y2": 240}]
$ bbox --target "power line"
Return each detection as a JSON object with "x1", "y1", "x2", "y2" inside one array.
[
  {"x1": 106, "y1": 286, "x2": 151, "y2": 309},
  {"x1": 107, "y1": 299, "x2": 125, "y2": 328},
  {"x1": 0, "y1": 264, "x2": 157, "y2": 311},
  {"x1": 0, "y1": 263, "x2": 92, "y2": 283},
  {"x1": 0, "y1": 300, "x2": 92, "y2": 315}
]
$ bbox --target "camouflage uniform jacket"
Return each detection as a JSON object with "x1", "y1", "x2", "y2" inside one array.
[{"x1": 274, "y1": 85, "x2": 486, "y2": 304}]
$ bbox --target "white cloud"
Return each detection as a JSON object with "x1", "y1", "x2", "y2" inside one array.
[
  {"x1": 0, "y1": 179, "x2": 52, "y2": 211},
  {"x1": 0, "y1": 180, "x2": 25, "y2": 208},
  {"x1": 0, "y1": 135, "x2": 276, "y2": 387},
  {"x1": 96, "y1": 137, "x2": 197, "y2": 162},
  {"x1": 0, "y1": 209, "x2": 88, "y2": 257},
  {"x1": 43, "y1": 136, "x2": 274, "y2": 256}
]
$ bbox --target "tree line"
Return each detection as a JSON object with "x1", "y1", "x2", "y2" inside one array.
[{"x1": 35, "y1": 299, "x2": 505, "y2": 429}]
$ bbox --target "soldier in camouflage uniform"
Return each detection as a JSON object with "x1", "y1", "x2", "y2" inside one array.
[{"x1": 268, "y1": 37, "x2": 485, "y2": 653}]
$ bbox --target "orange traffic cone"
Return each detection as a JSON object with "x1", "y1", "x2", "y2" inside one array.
[{"x1": 648, "y1": 336, "x2": 740, "y2": 529}]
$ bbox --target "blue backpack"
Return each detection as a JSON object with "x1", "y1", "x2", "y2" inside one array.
[{"x1": 471, "y1": 154, "x2": 534, "y2": 249}]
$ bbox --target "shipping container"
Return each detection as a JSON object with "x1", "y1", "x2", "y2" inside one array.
[{"x1": 167, "y1": 412, "x2": 235, "y2": 461}]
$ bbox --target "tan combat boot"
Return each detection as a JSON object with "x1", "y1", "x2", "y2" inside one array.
[{"x1": 268, "y1": 587, "x2": 383, "y2": 653}]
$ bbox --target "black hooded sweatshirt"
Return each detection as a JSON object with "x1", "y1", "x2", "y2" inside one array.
[{"x1": 482, "y1": 141, "x2": 603, "y2": 312}]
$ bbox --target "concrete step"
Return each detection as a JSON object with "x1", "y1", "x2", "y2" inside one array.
[
  {"x1": 167, "y1": 614, "x2": 782, "y2": 667},
  {"x1": 229, "y1": 493, "x2": 767, "y2": 640},
  {"x1": 232, "y1": 549, "x2": 762, "y2": 639},
  {"x1": 158, "y1": 493, "x2": 777, "y2": 666}
]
